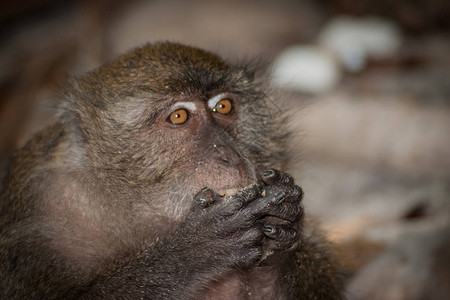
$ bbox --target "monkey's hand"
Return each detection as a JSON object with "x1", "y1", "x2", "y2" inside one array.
[
  {"x1": 257, "y1": 169, "x2": 304, "y2": 262},
  {"x1": 85, "y1": 173, "x2": 303, "y2": 298},
  {"x1": 176, "y1": 170, "x2": 303, "y2": 270},
  {"x1": 176, "y1": 184, "x2": 269, "y2": 270}
]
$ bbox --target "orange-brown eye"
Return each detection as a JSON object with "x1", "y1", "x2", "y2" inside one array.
[
  {"x1": 214, "y1": 99, "x2": 232, "y2": 115},
  {"x1": 168, "y1": 109, "x2": 189, "y2": 125}
]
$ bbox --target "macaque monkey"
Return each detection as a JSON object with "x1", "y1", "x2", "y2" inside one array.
[{"x1": 0, "y1": 42, "x2": 342, "y2": 299}]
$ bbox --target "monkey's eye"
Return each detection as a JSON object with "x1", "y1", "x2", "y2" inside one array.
[
  {"x1": 214, "y1": 99, "x2": 233, "y2": 115},
  {"x1": 168, "y1": 108, "x2": 189, "y2": 125}
]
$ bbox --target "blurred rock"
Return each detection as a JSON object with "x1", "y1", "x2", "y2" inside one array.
[
  {"x1": 291, "y1": 94, "x2": 450, "y2": 177},
  {"x1": 271, "y1": 45, "x2": 341, "y2": 94},
  {"x1": 346, "y1": 225, "x2": 450, "y2": 300},
  {"x1": 107, "y1": 0, "x2": 324, "y2": 59},
  {"x1": 318, "y1": 16, "x2": 402, "y2": 72},
  {"x1": 291, "y1": 161, "x2": 450, "y2": 233},
  {"x1": 270, "y1": 15, "x2": 404, "y2": 94},
  {"x1": 317, "y1": 0, "x2": 450, "y2": 33}
]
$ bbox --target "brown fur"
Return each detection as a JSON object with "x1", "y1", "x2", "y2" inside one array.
[{"x1": 0, "y1": 42, "x2": 342, "y2": 299}]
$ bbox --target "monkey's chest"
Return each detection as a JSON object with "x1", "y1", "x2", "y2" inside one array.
[{"x1": 203, "y1": 268, "x2": 280, "y2": 300}]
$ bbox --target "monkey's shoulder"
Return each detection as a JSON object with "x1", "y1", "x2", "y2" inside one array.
[
  {"x1": 21, "y1": 123, "x2": 66, "y2": 159},
  {"x1": 3, "y1": 123, "x2": 69, "y2": 196}
]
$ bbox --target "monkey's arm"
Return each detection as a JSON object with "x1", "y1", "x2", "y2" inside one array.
[
  {"x1": 84, "y1": 233, "x2": 227, "y2": 299},
  {"x1": 279, "y1": 229, "x2": 345, "y2": 299},
  {"x1": 83, "y1": 182, "x2": 299, "y2": 299}
]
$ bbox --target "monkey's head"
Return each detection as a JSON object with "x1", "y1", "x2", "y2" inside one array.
[{"x1": 62, "y1": 42, "x2": 289, "y2": 214}]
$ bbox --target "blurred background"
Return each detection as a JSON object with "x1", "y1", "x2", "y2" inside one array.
[{"x1": 1, "y1": 0, "x2": 449, "y2": 298}]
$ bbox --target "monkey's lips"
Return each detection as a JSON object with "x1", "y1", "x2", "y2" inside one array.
[
  {"x1": 217, "y1": 185, "x2": 266, "y2": 201},
  {"x1": 217, "y1": 188, "x2": 239, "y2": 200}
]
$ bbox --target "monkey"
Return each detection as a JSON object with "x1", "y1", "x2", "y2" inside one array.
[{"x1": 0, "y1": 42, "x2": 342, "y2": 299}]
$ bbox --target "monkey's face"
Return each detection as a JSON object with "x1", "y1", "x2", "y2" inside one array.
[
  {"x1": 67, "y1": 43, "x2": 288, "y2": 212},
  {"x1": 153, "y1": 92, "x2": 257, "y2": 195}
]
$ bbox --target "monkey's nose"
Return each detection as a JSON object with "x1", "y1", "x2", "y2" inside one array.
[
  {"x1": 212, "y1": 144, "x2": 242, "y2": 166},
  {"x1": 209, "y1": 143, "x2": 253, "y2": 184}
]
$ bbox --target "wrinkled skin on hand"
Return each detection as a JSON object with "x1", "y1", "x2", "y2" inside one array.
[{"x1": 177, "y1": 169, "x2": 304, "y2": 270}]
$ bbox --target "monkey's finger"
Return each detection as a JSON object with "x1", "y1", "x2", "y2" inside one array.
[
  {"x1": 244, "y1": 190, "x2": 288, "y2": 220},
  {"x1": 262, "y1": 225, "x2": 298, "y2": 250},
  {"x1": 265, "y1": 185, "x2": 303, "y2": 222},
  {"x1": 264, "y1": 183, "x2": 303, "y2": 205},
  {"x1": 223, "y1": 184, "x2": 261, "y2": 213},
  {"x1": 265, "y1": 201, "x2": 304, "y2": 223},
  {"x1": 260, "y1": 169, "x2": 294, "y2": 186},
  {"x1": 249, "y1": 182, "x2": 302, "y2": 218},
  {"x1": 236, "y1": 183, "x2": 261, "y2": 204},
  {"x1": 238, "y1": 226, "x2": 265, "y2": 247},
  {"x1": 193, "y1": 187, "x2": 221, "y2": 208}
]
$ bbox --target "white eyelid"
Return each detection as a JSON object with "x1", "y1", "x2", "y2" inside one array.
[
  {"x1": 207, "y1": 94, "x2": 227, "y2": 111},
  {"x1": 171, "y1": 102, "x2": 197, "y2": 112}
]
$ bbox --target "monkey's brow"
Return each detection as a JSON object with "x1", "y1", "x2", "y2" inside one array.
[
  {"x1": 142, "y1": 97, "x2": 180, "y2": 122},
  {"x1": 153, "y1": 97, "x2": 179, "y2": 110}
]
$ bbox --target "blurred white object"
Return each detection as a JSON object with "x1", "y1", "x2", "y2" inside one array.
[
  {"x1": 271, "y1": 45, "x2": 341, "y2": 94},
  {"x1": 270, "y1": 16, "x2": 402, "y2": 94},
  {"x1": 318, "y1": 16, "x2": 403, "y2": 72}
]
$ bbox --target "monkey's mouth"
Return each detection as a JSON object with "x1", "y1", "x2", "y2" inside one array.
[
  {"x1": 217, "y1": 184, "x2": 266, "y2": 201},
  {"x1": 217, "y1": 188, "x2": 239, "y2": 200}
]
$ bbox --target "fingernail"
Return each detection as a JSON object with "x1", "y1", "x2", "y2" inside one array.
[
  {"x1": 275, "y1": 192, "x2": 285, "y2": 201},
  {"x1": 263, "y1": 170, "x2": 274, "y2": 177},
  {"x1": 262, "y1": 226, "x2": 274, "y2": 233}
]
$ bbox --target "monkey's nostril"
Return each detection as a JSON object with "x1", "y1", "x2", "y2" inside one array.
[{"x1": 213, "y1": 144, "x2": 234, "y2": 164}]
